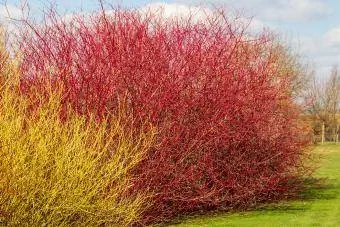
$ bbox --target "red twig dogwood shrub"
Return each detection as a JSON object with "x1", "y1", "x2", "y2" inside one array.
[{"x1": 16, "y1": 6, "x2": 311, "y2": 224}]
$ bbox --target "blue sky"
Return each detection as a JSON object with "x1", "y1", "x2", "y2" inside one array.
[{"x1": 1, "y1": 0, "x2": 340, "y2": 78}]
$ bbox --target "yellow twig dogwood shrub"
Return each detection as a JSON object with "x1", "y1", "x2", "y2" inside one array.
[{"x1": 0, "y1": 30, "x2": 155, "y2": 226}]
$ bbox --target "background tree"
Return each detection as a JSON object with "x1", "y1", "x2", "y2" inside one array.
[{"x1": 306, "y1": 65, "x2": 340, "y2": 142}]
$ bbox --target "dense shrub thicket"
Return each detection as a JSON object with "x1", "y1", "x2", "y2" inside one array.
[
  {"x1": 0, "y1": 35, "x2": 155, "y2": 226},
  {"x1": 8, "y1": 6, "x2": 312, "y2": 225}
]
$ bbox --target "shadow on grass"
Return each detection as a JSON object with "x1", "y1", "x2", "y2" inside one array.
[
  {"x1": 163, "y1": 176, "x2": 339, "y2": 226},
  {"x1": 253, "y1": 176, "x2": 339, "y2": 214},
  {"x1": 298, "y1": 177, "x2": 339, "y2": 201}
]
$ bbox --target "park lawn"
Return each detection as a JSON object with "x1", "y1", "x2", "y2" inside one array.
[{"x1": 171, "y1": 143, "x2": 340, "y2": 227}]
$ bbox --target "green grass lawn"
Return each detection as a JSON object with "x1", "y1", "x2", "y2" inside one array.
[{"x1": 171, "y1": 143, "x2": 340, "y2": 227}]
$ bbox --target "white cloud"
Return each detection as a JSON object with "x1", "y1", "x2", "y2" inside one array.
[
  {"x1": 324, "y1": 28, "x2": 340, "y2": 47},
  {"x1": 60, "y1": 3, "x2": 212, "y2": 29},
  {"x1": 139, "y1": 2, "x2": 214, "y2": 23},
  {"x1": 176, "y1": 0, "x2": 331, "y2": 22},
  {"x1": 261, "y1": 0, "x2": 331, "y2": 22},
  {"x1": 0, "y1": 4, "x2": 22, "y2": 23},
  {"x1": 139, "y1": 2, "x2": 269, "y2": 33},
  {"x1": 0, "y1": 4, "x2": 24, "y2": 43},
  {"x1": 288, "y1": 33, "x2": 340, "y2": 79}
]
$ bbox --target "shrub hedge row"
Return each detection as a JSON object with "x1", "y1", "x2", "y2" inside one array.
[{"x1": 0, "y1": 6, "x2": 311, "y2": 225}]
